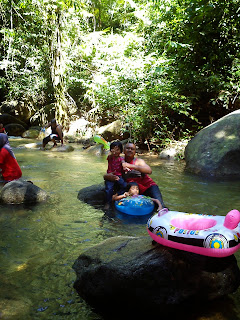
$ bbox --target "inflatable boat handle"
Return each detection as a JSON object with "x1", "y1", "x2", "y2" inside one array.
[
  {"x1": 158, "y1": 208, "x2": 169, "y2": 216},
  {"x1": 224, "y1": 209, "x2": 240, "y2": 230}
]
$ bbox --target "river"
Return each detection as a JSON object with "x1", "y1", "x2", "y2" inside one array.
[{"x1": 1, "y1": 137, "x2": 240, "y2": 320}]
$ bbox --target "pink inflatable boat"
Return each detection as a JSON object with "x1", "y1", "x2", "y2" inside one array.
[{"x1": 147, "y1": 209, "x2": 240, "y2": 257}]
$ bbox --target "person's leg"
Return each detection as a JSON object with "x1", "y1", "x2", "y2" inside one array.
[
  {"x1": 143, "y1": 184, "x2": 166, "y2": 208},
  {"x1": 53, "y1": 136, "x2": 61, "y2": 147},
  {"x1": 105, "y1": 180, "x2": 115, "y2": 204},
  {"x1": 43, "y1": 135, "x2": 51, "y2": 148},
  {"x1": 116, "y1": 176, "x2": 127, "y2": 195},
  {"x1": 52, "y1": 138, "x2": 57, "y2": 147}
]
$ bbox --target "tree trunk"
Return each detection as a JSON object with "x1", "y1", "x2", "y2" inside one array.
[{"x1": 49, "y1": 10, "x2": 68, "y2": 126}]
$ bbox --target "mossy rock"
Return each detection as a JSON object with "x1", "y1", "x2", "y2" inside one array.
[{"x1": 185, "y1": 110, "x2": 240, "y2": 178}]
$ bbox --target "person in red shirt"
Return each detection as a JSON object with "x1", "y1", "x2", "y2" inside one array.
[
  {"x1": 104, "y1": 141, "x2": 127, "y2": 209},
  {"x1": 0, "y1": 123, "x2": 6, "y2": 134},
  {"x1": 0, "y1": 133, "x2": 22, "y2": 182},
  {"x1": 104, "y1": 142, "x2": 166, "y2": 209}
]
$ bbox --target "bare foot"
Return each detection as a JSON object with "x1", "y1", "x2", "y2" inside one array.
[{"x1": 103, "y1": 203, "x2": 110, "y2": 210}]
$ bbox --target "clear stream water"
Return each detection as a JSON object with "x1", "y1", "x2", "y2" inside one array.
[{"x1": 1, "y1": 138, "x2": 240, "y2": 320}]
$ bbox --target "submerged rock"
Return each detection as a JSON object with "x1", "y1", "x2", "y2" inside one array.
[
  {"x1": 18, "y1": 142, "x2": 42, "y2": 149},
  {"x1": 0, "y1": 180, "x2": 48, "y2": 204},
  {"x1": 50, "y1": 144, "x2": 74, "y2": 152},
  {"x1": 73, "y1": 236, "x2": 240, "y2": 318}
]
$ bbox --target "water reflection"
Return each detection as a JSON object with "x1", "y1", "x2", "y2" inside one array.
[{"x1": 0, "y1": 139, "x2": 240, "y2": 319}]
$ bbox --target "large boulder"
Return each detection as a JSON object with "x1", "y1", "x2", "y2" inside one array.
[
  {"x1": 0, "y1": 113, "x2": 28, "y2": 129},
  {"x1": 0, "y1": 100, "x2": 35, "y2": 123},
  {"x1": 185, "y1": 110, "x2": 240, "y2": 178},
  {"x1": 64, "y1": 118, "x2": 94, "y2": 141},
  {"x1": 0, "y1": 180, "x2": 48, "y2": 204},
  {"x1": 5, "y1": 123, "x2": 26, "y2": 136},
  {"x1": 73, "y1": 236, "x2": 240, "y2": 319},
  {"x1": 97, "y1": 120, "x2": 129, "y2": 141}
]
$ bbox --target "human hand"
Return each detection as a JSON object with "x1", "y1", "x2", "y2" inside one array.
[
  {"x1": 122, "y1": 162, "x2": 131, "y2": 172},
  {"x1": 123, "y1": 192, "x2": 130, "y2": 197},
  {"x1": 104, "y1": 173, "x2": 119, "y2": 182},
  {"x1": 109, "y1": 173, "x2": 119, "y2": 181}
]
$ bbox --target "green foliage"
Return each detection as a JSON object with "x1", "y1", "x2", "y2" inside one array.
[{"x1": 0, "y1": 0, "x2": 239, "y2": 146}]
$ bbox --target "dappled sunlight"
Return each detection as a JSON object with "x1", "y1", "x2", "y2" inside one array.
[
  {"x1": 215, "y1": 130, "x2": 236, "y2": 140},
  {"x1": 16, "y1": 262, "x2": 28, "y2": 271}
]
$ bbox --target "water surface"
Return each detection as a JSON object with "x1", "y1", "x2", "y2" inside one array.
[{"x1": 1, "y1": 138, "x2": 240, "y2": 320}]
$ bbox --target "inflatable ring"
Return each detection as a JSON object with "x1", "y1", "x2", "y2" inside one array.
[
  {"x1": 147, "y1": 209, "x2": 240, "y2": 257},
  {"x1": 115, "y1": 195, "x2": 155, "y2": 216},
  {"x1": 93, "y1": 135, "x2": 110, "y2": 150}
]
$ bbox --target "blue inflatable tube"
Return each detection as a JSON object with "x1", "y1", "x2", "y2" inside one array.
[{"x1": 115, "y1": 195, "x2": 155, "y2": 216}]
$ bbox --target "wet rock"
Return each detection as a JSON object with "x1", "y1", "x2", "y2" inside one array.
[
  {"x1": 159, "y1": 140, "x2": 188, "y2": 160},
  {"x1": 0, "y1": 180, "x2": 48, "y2": 204},
  {"x1": 18, "y1": 142, "x2": 42, "y2": 149},
  {"x1": 22, "y1": 128, "x2": 41, "y2": 139},
  {"x1": 73, "y1": 236, "x2": 240, "y2": 318},
  {"x1": 0, "y1": 100, "x2": 34, "y2": 123},
  {"x1": 0, "y1": 113, "x2": 28, "y2": 129},
  {"x1": 185, "y1": 109, "x2": 240, "y2": 178},
  {"x1": 84, "y1": 144, "x2": 108, "y2": 156},
  {"x1": 77, "y1": 183, "x2": 106, "y2": 207},
  {"x1": 97, "y1": 120, "x2": 129, "y2": 141}
]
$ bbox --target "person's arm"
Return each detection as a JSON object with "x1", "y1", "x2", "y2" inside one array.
[
  {"x1": 44, "y1": 122, "x2": 51, "y2": 129},
  {"x1": 122, "y1": 158, "x2": 152, "y2": 174},
  {"x1": 112, "y1": 192, "x2": 129, "y2": 201},
  {"x1": 121, "y1": 159, "x2": 130, "y2": 171},
  {"x1": 107, "y1": 153, "x2": 115, "y2": 174},
  {"x1": 103, "y1": 173, "x2": 120, "y2": 181},
  {"x1": 56, "y1": 125, "x2": 64, "y2": 145},
  {"x1": 151, "y1": 198, "x2": 163, "y2": 211}
]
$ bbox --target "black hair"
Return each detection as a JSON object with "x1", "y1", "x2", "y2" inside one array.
[
  {"x1": 51, "y1": 118, "x2": 56, "y2": 124},
  {"x1": 110, "y1": 141, "x2": 123, "y2": 153},
  {"x1": 126, "y1": 182, "x2": 139, "y2": 191}
]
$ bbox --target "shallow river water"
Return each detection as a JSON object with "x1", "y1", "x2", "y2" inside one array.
[{"x1": 1, "y1": 138, "x2": 240, "y2": 320}]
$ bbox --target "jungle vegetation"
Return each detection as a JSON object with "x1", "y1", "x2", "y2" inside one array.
[{"x1": 0, "y1": 0, "x2": 240, "y2": 148}]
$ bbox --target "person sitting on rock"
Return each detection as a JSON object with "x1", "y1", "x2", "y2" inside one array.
[
  {"x1": 0, "y1": 133, "x2": 22, "y2": 182},
  {"x1": 104, "y1": 141, "x2": 127, "y2": 210},
  {"x1": 104, "y1": 142, "x2": 166, "y2": 210},
  {"x1": 42, "y1": 118, "x2": 64, "y2": 149}
]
